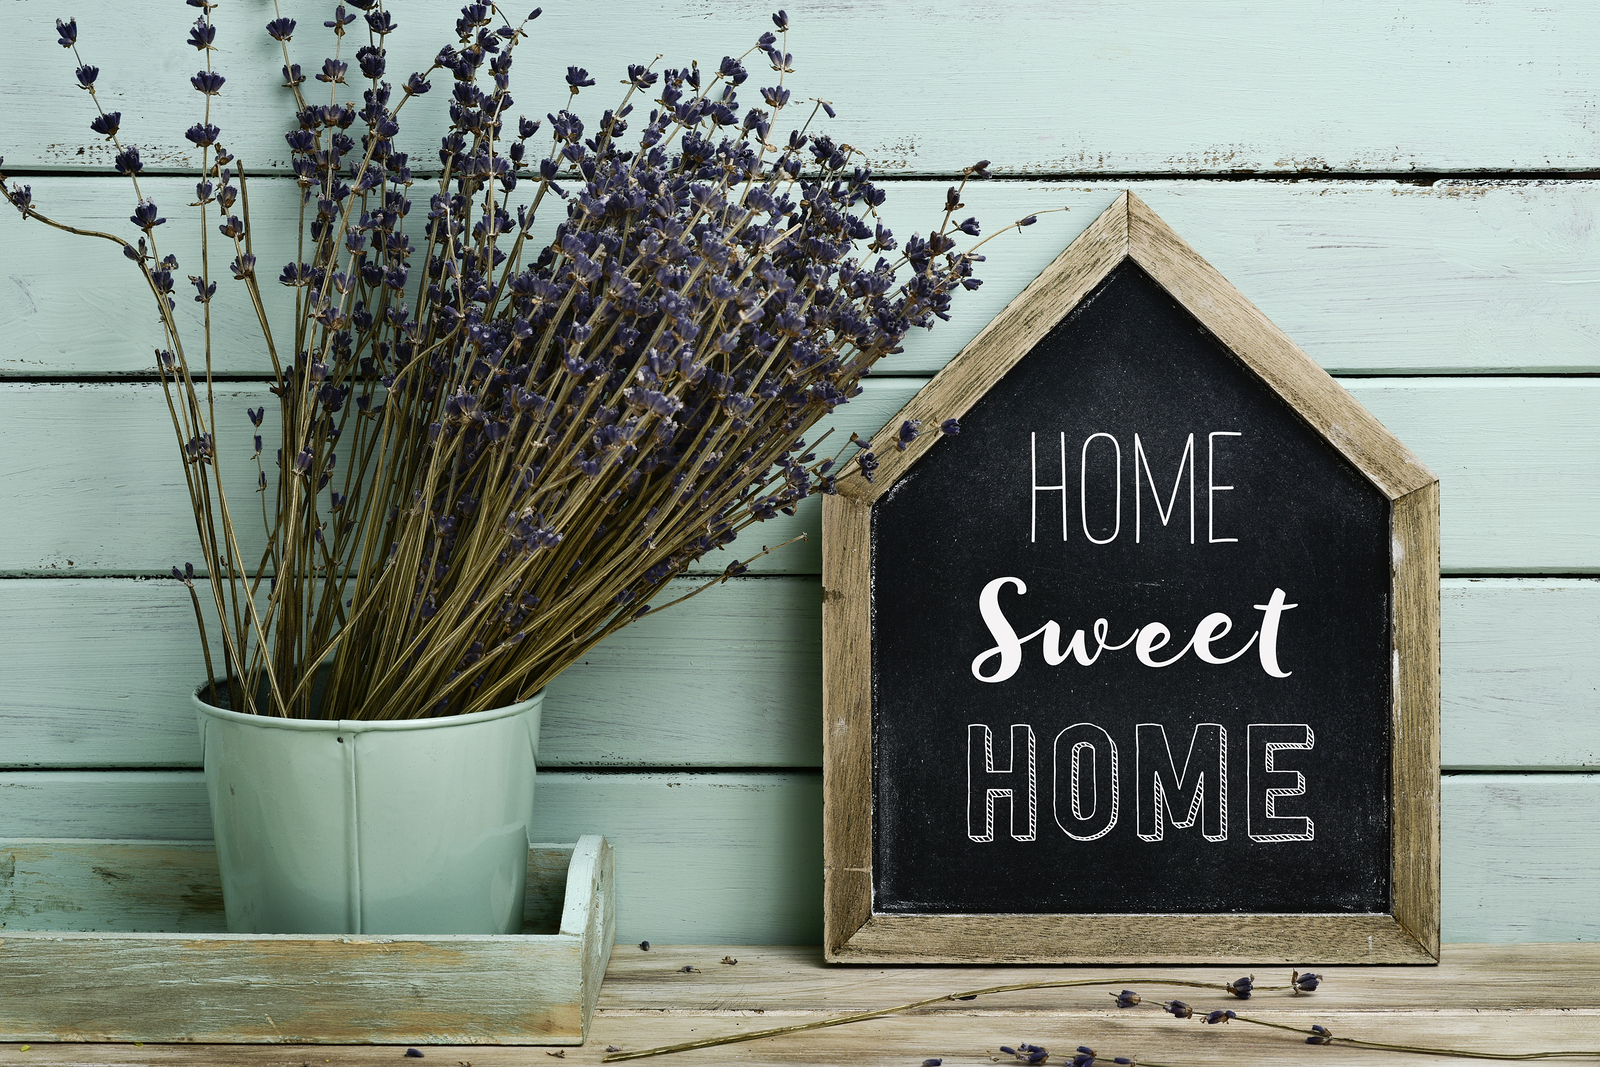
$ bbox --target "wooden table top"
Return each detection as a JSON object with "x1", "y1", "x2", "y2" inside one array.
[{"x1": 5, "y1": 943, "x2": 1597, "y2": 1066}]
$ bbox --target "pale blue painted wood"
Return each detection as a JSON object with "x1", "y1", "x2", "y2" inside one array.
[
  {"x1": 2, "y1": 771, "x2": 1593, "y2": 944},
  {"x1": 5, "y1": 180, "x2": 1598, "y2": 378},
  {"x1": 2, "y1": 1, "x2": 1596, "y2": 176},
  {"x1": 2, "y1": 577, "x2": 1595, "y2": 771},
  {"x1": 0, "y1": 575, "x2": 822, "y2": 770},
  {"x1": 7, "y1": 378, "x2": 1600, "y2": 576}
]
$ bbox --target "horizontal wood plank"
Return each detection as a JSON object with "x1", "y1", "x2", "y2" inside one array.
[
  {"x1": 1, "y1": 577, "x2": 1592, "y2": 771},
  {"x1": 4, "y1": 1011, "x2": 1600, "y2": 1065},
  {"x1": 2, "y1": 773, "x2": 1595, "y2": 944},
  {"x1": 1, "y1": 944, "x2": 1597, "y2": 1060},
  {"x1": 2, "y1": 2, "x2": 1596, "y2": 176},
  {"x1": 0, "y1": 576, "x2": 822, "y2": 770},
  {"x1": 5, "y1": 180, "x2": 1600, "y2": 378},
  {"x1": 6, "y1": 378, "x2": 1600, "y2": 577}
]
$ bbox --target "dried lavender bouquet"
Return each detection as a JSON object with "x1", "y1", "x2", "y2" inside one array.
[{"x1": 2, "y1": 3, "x2": 990, "y2": 720}]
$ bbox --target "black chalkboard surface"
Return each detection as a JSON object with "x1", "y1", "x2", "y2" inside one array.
[
  {"x1": 822, "y1": 193, "x2": 1440, "y2": 964},
  {"x1": 871, "y1": 261, "x2": 1391, "y2": 915}
]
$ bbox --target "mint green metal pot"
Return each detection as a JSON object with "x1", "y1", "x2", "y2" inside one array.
[{"x1": 193, "y1": 681, "x2": 542, "y2": 935}]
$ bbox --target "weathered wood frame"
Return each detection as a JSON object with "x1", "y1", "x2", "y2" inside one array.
[
  {"x1": 0, "y1": 836, "x2": 616, "y2": 1043},
  {"x1": 822, "y1": 193, "x2": 1441, "y2": 965}
]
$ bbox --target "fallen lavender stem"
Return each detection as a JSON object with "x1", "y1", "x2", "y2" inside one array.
[
  {"x1": 1230, "y1": 1015, "x2": 1600, "y2": 1061},
  {"x1": 598, "y1": 975, "x2": 1297, "y2": 1062}
]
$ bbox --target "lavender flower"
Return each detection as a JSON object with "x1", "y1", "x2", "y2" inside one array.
[
  {"x1": 1292, "y1": 970, "x2": 1322, "y2": 994},
  {"x1": 19, "y1": 6, "x2": 987, "y2": 720},
  {"x1": 1226, "y1": 975, "x2": 1254, "y2": 999}
]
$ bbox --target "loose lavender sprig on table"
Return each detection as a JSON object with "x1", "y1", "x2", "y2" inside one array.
[
  {"x1": 597, "y1": 973, "x2": 1314, "y2": 1062},
  {"x1": 2, "y1": 4, "x2": 992, "y2": 720}
]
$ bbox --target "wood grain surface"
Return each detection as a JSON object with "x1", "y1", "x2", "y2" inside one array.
[
  {"x1": 0, "y1": 944, "x2": 1596, "y2": 1063},
  {"x1": 0, "y1": 838, "x2": 615, "y2": 1044}
]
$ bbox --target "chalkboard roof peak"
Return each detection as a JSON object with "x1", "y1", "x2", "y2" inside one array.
[{"x1": 840, "y1": 191, "x2": 1437, "y2": 504}]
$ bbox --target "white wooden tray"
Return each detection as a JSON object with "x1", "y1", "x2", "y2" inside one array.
[{"x1": 0, "y1": 835, "x2": 614, "y2": 1045}]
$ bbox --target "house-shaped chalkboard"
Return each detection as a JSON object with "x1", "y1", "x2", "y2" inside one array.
[{"x1": 822, "y1": 193, "x2": 1440, "y2": 964}]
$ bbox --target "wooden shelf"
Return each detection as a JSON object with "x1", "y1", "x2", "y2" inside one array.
[{"x1": 2, "y1": 943, "x2": 1593, "y2": 1065}]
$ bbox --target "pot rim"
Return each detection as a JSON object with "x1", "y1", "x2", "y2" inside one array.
[{"x1": 192, "y1": 679, "x2": 544, "y2": 733}]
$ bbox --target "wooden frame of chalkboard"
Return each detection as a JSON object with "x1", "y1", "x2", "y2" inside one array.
[{"x1": 821, "y1": 192, "x2": 1440, "y2": 965}]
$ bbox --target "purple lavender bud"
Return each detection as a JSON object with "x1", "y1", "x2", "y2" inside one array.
[
  {"x1": 955, "y1": 216, "x2": 980, "y2": 237},
  {"x1": 1307, "y1": 1024, "x2": 1334, "y2": 1045},
  {"x1": 1019, "y1": 214, "x2": 1038, "y2": 227},
  {"x1": 857, "y1": 449, "x2": 878, "y2": 483},
  {"x1": 968, "y1": 159, "x2": 992, "y2": 178},
  {"x1": 922, "y1": 1061, "x2": 941, "y2": 1067},
  {"x1": 1204, "y1": 1009, "x2": 1238, "y2": 1025},
  {"x1": 939, "y1": 418, "x2": 961, "y2": 435},
  {"x1": 821, "y1": 100, "x2": 836, "y2": 118},
  {"x1": 190, "y1": 70, "x2": 225, "y2": 95},
  {"x1": 771, "y1": 9, "x2": 789, "y2": 30},
  {"x1": 266, "y1": 17, "x2": 296, "y2": 40},
  {"x1": 282, "y1": 64, "x2": 305, "y2": 87},
  {"x1": 760, "y1": 85, "x2": 790, "y2": 108},
  {"x1": 317, "y1": 58, "x2": 348, "y2": 84},
  {"x1": 56, "y1": 18, "x2": 77, "y2": 47},
  {"x1": 1110, "y1": 989, "x2": 1140, "y2": 1008},
  {"x1": 357, "y1": 47, "x2": 385, "y2": 80},
  {"x1": 565, "y1": 65, "x2": 594, "y2": 90},
  {"x1": 230, "y1": 254, "x2": 255, "y2": 279},
  {"x1": 325, "y1": 4, "x2": 357, "y2": 30},
  {"x1": 191, "y1": 276, "x2": 216, "y2": 302},
  {"x1": 404, "y1": 1049, "x2": 423, "y2": 1058},
  {"x1": 112, "y1": 146, "x2": 143, "y2": 176},
  {"x1": 1072, "y1": 1047, "x2": 1096, "y2": 1067},
  {"x1": 1162, "y1": 1000, "x2": 1193, "y2": 1019},
  {"x1": 294, "y1": 447, "x2": 314, "y2": 474},
  {"x1": 1292, "y1": 970, "x2": 1322, "y2": 993},
  {"x1": 185, "y1": 123, "x2": 221, "y2": 148},
  {"x1": 365, "y1": 10, "x2": 395, "y2": 34},
  {"x1": 253, "y1": 433, "x2": 263, "y2": 454},
  {"x1": 1226, "y1": 975, "x2": 1254, "y2": 999},
  {"x1": 90, "y1": 111, "x2": 120, "y2": 138},
  {"x1": 188, "y1": 19, "x2": 216, "y2": 49},
  {"x1": 896, "y1": 419, "x2": 920, "y2": 451},
  {"x1": 75, "y1": 65, "x2": 99, "y2": 89},
  {"x1": 529, "y1": 7, "x2": 541, "y2": 18},
  {"x1": 130, "y1": 199, "x2": 165, "y2": 231},
  {"x1": 404, "y1": 71, "x2": 431, "y2": 95}
]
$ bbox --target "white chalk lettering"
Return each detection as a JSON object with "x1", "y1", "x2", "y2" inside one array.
[
  {"x1": 1137, "y1": 723, "x2": 1229, "y2": 842},
  {"x1": 972, "y1": 578, "x2": 1293, "y2": 681},
  {"x1": 1053, "y1": 723, "x2": 1119, "y2": 841},
  {"x1": 1080, "y1": 432, "x2": 1122, "y2": 545},
  {"x1": 967, "y1": 723, "x2": 1038, "y2": 842},
  {"x1": 1208, "y1": 431, "x2": 1241, "y2": 543},
  {"x1": 1134, "y1": 432, "x2": 1196, "y2": 544},
  {"x1": 1031, "y1": 432, "x2": 1068, "y2": 543},
  {"x1": 1248, "y1": 724, "x2": 1316, "y2": 843}
]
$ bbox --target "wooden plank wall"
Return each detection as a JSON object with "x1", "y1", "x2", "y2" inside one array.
[{"x1": 1, "y1": 0, "x2": 1596, "y2": 945}]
